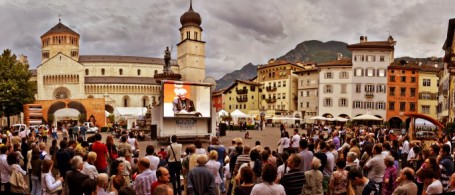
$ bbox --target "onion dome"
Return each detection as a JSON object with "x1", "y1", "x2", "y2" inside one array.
[{"x1": 180, "y1": 1, "x2": 201, "y2": 27}]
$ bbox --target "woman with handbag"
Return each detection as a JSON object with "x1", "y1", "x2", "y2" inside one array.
[
  {"x1": 8, "y1": 152, "x2": 28, "y2": 194},
  {"x1": 41, "y1": 159, "x2": 64, "y2": 195}
]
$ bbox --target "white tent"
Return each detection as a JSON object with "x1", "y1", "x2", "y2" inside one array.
[
  {"x1": 218, "y1": 109, "x2": 229, "y2": 117},
  {"x1": 54, "y1": 108, "x2": 80, "y2": 123},
  {"x1": 309, "y1": 116, "x2": 327, "y2": 120},
  {"x1": 230, "y1": 109, "x2": 247, "y2": 117},
  {"x1": 351, "y1": 114, "x2": 382, "y2": 121},
  {"x1": 333, "y1": 117, "x2": 349, "y2": 122},
  {"x1": 114, "y1": 107, "x2": 147, "y2": 117}
]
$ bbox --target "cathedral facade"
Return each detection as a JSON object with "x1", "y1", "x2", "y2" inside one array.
[{"x1": 32, "y1": 2, "x2": 206, "y2": 113}]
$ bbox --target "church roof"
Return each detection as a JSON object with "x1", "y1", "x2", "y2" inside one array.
[
  {"x1": 79, "y1": 55, "x2": 178, "y2": 66},
  {"x1": 84, "y1": 76, "x2": 157, "y2": 85},
  {"x1": 41, "y1": 22, "x2": 79, "y2": 38}
]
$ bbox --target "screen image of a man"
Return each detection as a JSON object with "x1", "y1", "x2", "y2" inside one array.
[{"x1": 172, "y1": 88, "x2": 196, "y2": 114}]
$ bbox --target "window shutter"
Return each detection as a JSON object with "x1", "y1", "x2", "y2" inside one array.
[{"x1": 361, "y1": 69, "x2": 364, "y2": 76}]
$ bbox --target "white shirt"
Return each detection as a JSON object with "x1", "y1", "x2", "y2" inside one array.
[
  {"x1": 426, "y1": 179, "x2": 443, "y2": 195},
  {"x1": 134, "y1": 169, "x2": 157, "y2": 195},
  {"x1": 127, "y1": 138, "x2": 137, "y2": 151},
  {"x1": 195, "y1": 148, "x2": 207, "y2": 155},
  {"x1": 277, "y1": 164, "x2": 290, "y2": 179},
  {"x1": 402, "y1": 140, "x2": 410, "y2": 154},
  {"x1": 407, "y1": 147, "x2": 416, "y2": 161},
  {"x1": 324, "y1": 151, "x2": 335, "y2": 177},
  {"x1": 282, "y1": 137, "x2": 290, "y2": 148},
  {"x1": 42, "y1": 172, "x2": 62, "y2": 195},
  {"x1": 206, "y1": 160, "x2": 222, "y2": 184},
  {"x1": 145, "y1": 155, "x2": 160, "y2": 171},
  {"x1": 82, "y1": 162, "x2": 99, "y2": 179},
  {"x1": 0, "y1": 154, "x2": 11, "y2": 183},
  {"x1": 251, "y1": 182, "x2": 286, "y2": 195},
  {"x1": 291, "y1": 134, "x2": 300, "y2": 148},
  {"x1": 365, "y1": 154, "x2": 386, "y2": 183}
]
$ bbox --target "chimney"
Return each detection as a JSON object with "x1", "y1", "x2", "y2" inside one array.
[
  {"x1": 337, "y1": 53, "x2": 343, "y2": 60},
  {"x1": 388, "y1": 36, "x2": 394, "y2": 43},
  {"x1": 360, "y1": 36, "x2": 364, "y2": 43},
  {"x1": 364, "y1": 36, "x2": 368, "y2": 42},
  {"x1": 268, "y1": 58, "x2": 275, "y2": 64}
]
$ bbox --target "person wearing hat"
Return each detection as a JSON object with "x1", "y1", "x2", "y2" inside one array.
[
  {"x1": 187, "y1": 154, "x2": 216, "y2": 195},
  {"x1": 172, "y1": 88, "x2": 195, "y2": 114}
]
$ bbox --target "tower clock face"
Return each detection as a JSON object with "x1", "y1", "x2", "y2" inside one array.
[{"x1": 54, "y1": 88, "x2": 70, "y2": 99}]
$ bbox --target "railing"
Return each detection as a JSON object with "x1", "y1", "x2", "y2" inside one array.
[
  {"x1": 236, "y1": 88, "x2": 248, "y2": 94},
  {"x1": 265, "y1": 98, "x2": 276, "y2": 103},
  {"x1": 365, "y1": 92, "x2": 374, "y2": 99},
  {"x1": 236, "y1": 97, "x2": 248, "y2": 102},
  {"x1": 266, "y1": 86, "x2": 277, "y2": 92}
]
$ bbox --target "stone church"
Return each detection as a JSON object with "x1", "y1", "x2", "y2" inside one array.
[{"x1": 31, "y1": 2, "x2": 206, "y2": 113}]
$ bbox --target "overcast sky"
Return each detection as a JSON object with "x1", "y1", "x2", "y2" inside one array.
[{"x1": 1, "y1": 0, "x2": 455, "y2": 79}]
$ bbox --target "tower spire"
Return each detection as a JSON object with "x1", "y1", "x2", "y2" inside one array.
[
  {"x1": 189, "y1": 0, "x2": 193, "y2": 11},
  {"x1": 58, "y1": 14, "x2": 61, "y2": 23}
]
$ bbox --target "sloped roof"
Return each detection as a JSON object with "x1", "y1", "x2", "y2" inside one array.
[
  {"x1": 79, "y1": 55, "x2": 178, "y2": 66},
  {"x1": 41, "y1": 22, "x2": 79, "y2": 38},
  {"x1": 388, "y1": 61, "x2": 419, "y2": 70},
  {"x1": 419, "y1": 65, "x2": 442, "y2": 72},
  {"x1": 237, "y1": 79, "x2": 261, "y2": 86},
  {"x1": 317, "y1": 58, "x2": 352, "y2": 67},
  {"x1": 347, "y1": 41, "x2": 396, "y2": 50}
]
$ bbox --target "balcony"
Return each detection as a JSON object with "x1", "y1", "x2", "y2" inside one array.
[
  {"x1": 365, "y1": 92, "x2": 374, "y2": 99},
  {"x1": 265, "y1": 98, "x2": 277, "y2": 103},
  {"x1": 266, "y1": 86, "x2": 277, "y2": 92},
  {"x1": 236, "y1": 97, "x2": 248, "y2": 102},
  {"x1": 236, "y1": 88, "x2": 248, "y2": 94}
]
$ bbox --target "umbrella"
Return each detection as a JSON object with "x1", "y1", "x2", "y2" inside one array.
[
  {"x1": 351, "y1": 114, "x2": 382, "y2": 121},
  {"x1": 334, "y1": 117, "x2": 349, "y2": 122},
  {"x1": 309, "y1": 116, "x2": 327, "y2": 120}
]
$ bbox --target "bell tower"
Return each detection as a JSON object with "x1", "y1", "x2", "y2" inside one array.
[
  {"x1": 40, "y1": 18, "x2": 80, "y2": 63},
  {"x1": 177, "y1": 0, "x2": 206, "y2": 82}
]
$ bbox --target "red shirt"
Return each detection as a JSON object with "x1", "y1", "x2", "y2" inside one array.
[
  {"x1": 151, "y1": 181, "x2": 164, "y2": 195},
  {"x1": 92, "y1": 141, "x2": 108, "y2": 170}
]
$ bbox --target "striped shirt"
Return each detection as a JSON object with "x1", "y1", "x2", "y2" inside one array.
[
  {"x1": 134, "y1": 169, "x2": 157, "y2": 195},
  {"x1": 280, "y1": 169, "x2": 306, "y2": 195},
  {"x1": 235, "y1": 154, "x2": 250, "y2": 171}
]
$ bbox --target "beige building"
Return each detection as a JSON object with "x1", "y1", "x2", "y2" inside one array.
[
  {"x1": 418, "y1": 65, "x2": 441, "y2": 119},
  {"x1": 32, "y1": 2, "x2": 206, "y2": 112},
  {"x1": 223, "y1": 79, "x2": 262, "y2": 113},
  {"x1": 295, "y1": 67, "x2": 319, "y2": 122},
  {"x1": 256, "y1": 60, "x2": 305, "y2": 116}
]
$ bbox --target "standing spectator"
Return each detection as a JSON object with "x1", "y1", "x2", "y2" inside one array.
[
  {"x1": 41, "y1": 159, "x2": 64, "y2": 195},
  {"x1": 364, "y1": 144, "x2": 386, "y2": 193},
  {"x1": 105, "y1": 135, "x2": 118, "y2": 168},
  {"x1": 151, "y1": 167, "x2": 171, "y2": 194},
  {"x1": 66, "y1": 156, "x2": 90, "y2": 195},
  {"x1": 82, "y1": 151, "x2": 98, "y2": 179},
  {"x1": 298, "y1": 139, "x2": 313, "y2": 172},
  {"x1": 20, "y1": 137, "x2": 28, "y2": 170},
  {"x1": 157, "y1": 147, "x2": 167, "y2": 160},
  {"x1": 72, "y1": 124, "x2": 79, "y2": 141},
  {"x1": 81, "y1": 179, "x2": 98, "y2": 195},
  {"x1": 348, "y1": 167, "x2": 378, "y2": 195},
  {"x1": 439, "y1": 144, "x2": 454, "y2": 191},
  {"x1": 235, "y1": 145, "x2": 251, "y2": 172},
  {"x1": 329, "y1": 159, "x2": 348, "y2": 195},
  {"x1": 277, "y1": 132, "x2": 288, "y2": 154},
  {"x1": 290, "y1": 129, "x2": 301, "y2": 153},
  {"x1": 0, "y1": 145, "x2": 12, "y2": 193},
  {"x1": 8, "y1": 152, "x2": 28, "y2": 194},
  {"x1": 118, "y1": 135, "x2": 133, "y2": 158},
  {"x1": 79, "y1": 124, "x2": 87, "y2": 141},
  {"x1": 27, "y1": 143, "x2": 37, "y2": 191},
  {"x1": 206, "y1": 150, "x2": 222, "y2": 195},
  {"x1": 382, "y1": 155, "x2": 398, "y2": 195},
  {"x1": 51, "y1": 126, "x2": 58, "y2": 140},
  {"x1": 116, "y1": 149, "x2": 132, "y2": 186},
  {"x1": 322, "y1": 141, "x2": 335, "y2": 194},
  {"x1": 418, "y1": 168, "x2": 443, "y2": 195},
  {"x1": 96, "y1": 173, "x2": 109, "y2": 195},
  {"x1": 145, "y1": 145, "x2": 160, "y2": 171},
  {"x1": 155, "y1": 184, "x2": 174, "y2": 195},
  {"x1": 187, "y1": 155, "x2": 216, "y2": 195},
  {"x1": 39, "y1": 142, "x2": 49, "y2": 160},
  {"x1": 277, "y1": 152, "x2": 290, "y2": 180},
  {"x1": 92, "y1": 133, "x2": 109, "y2": 173},
  {"x1": 62, "y1": 125, "x2": 68, "y2": 140},
  {"x1": 182, "y1": 145, "x2": 198, "y2": 194},
  {"x1": 280, "y1": 154, "x2": 305, "y2": 195},
  {"x1": 166, "y1": 135, "x2": 182, "y2": 195},
  {"x1": 56, "y1": 140, "x2": 71, "y2": 179},
  {"x1": 194, "y1": 139, "x2": 207, "y2": 155},
  {"x1": 207, "y1": 137, "x2": 226, "y2": 193},
  {"x1": 302, "y1": 157, "x2": 323, "y2": 195},
  {"x1": 402, "y1": 136, "x2": 410, "y2": 167},
  {"x1": 345, "y1": 152, "x2": 359, "y2": 171},
  {"x1": 134, "y1": 157, "x2": 157, "y2": 195},
  {"x1": 392, "y1": 167, "x2": 418, "y2": 194},
  {"x1": 332, "y1": 131, "x2": 341, "y2": 150},
  {"x1": 234, "y1": 166, "x2": 255, "y2": 195},
  {"x1": 251, "y1": 163, "x2": 285, "y2": 195},
  {"x1": 30, "y1": 148, "x2": 42, "y2": 195}
]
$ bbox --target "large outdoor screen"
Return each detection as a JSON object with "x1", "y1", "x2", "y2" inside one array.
[{"x1": 162, "y1": 82, "x2": 211, "y2": 118}]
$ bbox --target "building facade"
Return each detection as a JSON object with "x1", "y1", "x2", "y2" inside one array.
[
  {"x1": 386, "y1": 61, "x2": 419, "y2": 128},
  {"x1": 347, "y1": 36, "x2": 395, "y2": 119},
  {"x1": 418, "y1": 65, "x2": 441, "y2": 120},
  {"x1": 222, "y1": 80, "x2": 261, "y2": 113},
  {"x1": 317, "y1": 58, "x2": 353, "y2": 119},
  {"x1": 438, "y1": 66, "x2": 450, "y2": 123},
  {"x1": 295, "y1": 68, "x2": 319, "y2": 122},
  {"x1": 442, "y1": 18, "x2": 455, "y2": 123}
]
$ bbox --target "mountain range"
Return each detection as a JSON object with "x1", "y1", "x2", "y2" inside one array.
[{"x1": 214, "y1": 40, "x2": 442, "y2": 90}]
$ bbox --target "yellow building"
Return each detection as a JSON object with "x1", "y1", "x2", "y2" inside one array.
[
  {"x1": 418, "y1": 65, "x2": 441, "y2": 119},
  {"x1": 256, "y1": 60, "x2": 305, "y2": 116},
  {"x1": 223, "y1": 79, "x2": 262, "y2": 113}
]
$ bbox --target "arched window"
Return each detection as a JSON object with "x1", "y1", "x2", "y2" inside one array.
[
  {"x1": 137, "y1": 69, "x2": 141, "y2": 76},
  {"x1": 119, "y1": 69, "x2": 123, "y2": 75},
  {"x1": 85, "y1": 69, "x2": 89, "y2": 76},
  {"x1": 101, "y1": 68, "x2": 105, "y2": 75}
]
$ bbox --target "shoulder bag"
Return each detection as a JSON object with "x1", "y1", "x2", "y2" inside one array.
[{"x1": 169, "y1": 144, "x2": 183, "y2": 169}]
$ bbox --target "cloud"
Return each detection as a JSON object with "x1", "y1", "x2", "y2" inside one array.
[{"x1": 1, "y1": 0, "x2": 455, "y2": 79}]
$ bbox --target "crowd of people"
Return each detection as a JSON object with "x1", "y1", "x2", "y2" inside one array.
[{"x1": 1, "y1": 124, "x2": 455, "y2": 195}]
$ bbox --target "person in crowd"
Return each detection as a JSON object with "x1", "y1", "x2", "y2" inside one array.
[
  {"x1": 348, "y1": 167, "x2": 378, "y2": 195},
  {"x1": 105, "y1": 135, "x2": 118, "y2": 168},
  {"x1": 364, "y1": 144, "x2": 386, "y2": 193},
  {"x1": 66, "y1": 155, "x2": 89, "y2": 195},
  {"x1": 332, "y1": 131, "x2": 341, "y2": 150},
  {"x1": 51, "y1": 126, "x2": 58, "y2": 140},
  {"x1": 235, "y1": 145, "x2": 251, "y2": 172},
  {"x1": 145, "y1": 145, "x2": 160, "y2": 171},
  {"x1": 206, "y1": 150, "x2": 222, "y2": 195},
  {"x1": 118, "y1": 186, "x2": 136, "y2": 195},
  {"x1": 27, "y1": 142, "x2": 37, "y2": 191},
  {"x1": 207, "y1": 136, "x2": 226, "y2": 193},
  {"x1": 182, "y1": 144, "x2": 198, "y2": 194},
  {"x1": 109, "y1": 159, "x2": 126, "y2": 192},
  {"x1": 329, "y1": 158, "x2": 349, "y2": 195},
  {"x1": 0, "y1": 145, "x2": 12, "y2": 193},
  {"x1": 166, "y1": 135, "x2": 182, "y2": 195},
  {"x1": 298, "y1": 139, "x2": 314, "y2": 172},
  {"x1": 329, "y1": 143, "x2": 339, "y2": 160},
  {"x1": 439, "y1": 144, "x2": 454, "y2": 191},
  {"x1": 116, "y1": 149, "x2": 132, "y2": 186},
  {"x1": 302, "y1": 157, "x2": 323, "y2": 195},
  {"x1": 30, "y1": 148, "x2": 42, "y2": 195},
  {"x1": 418, "y1": 167, "x2": 443, "y2": 195},
  {"x1": 96, "y1": 173, "x2": 109, "y2": 195},
  {"x1": 383, "y1": 155, "x2": 398, "y2": 195},
  {"x1": 81, "y1": 178, "x2": 98, "y2": 195},
  {"x1": 290, "y1": 129, "x2": 301, "y2": 152},
  {"x1": 251, "y1": 163, "x2": 285, "y2": 195},
  {"x1": 321, "y1": 140, "x2": 335, "y2": 194},
  {"x1": 8, "y1": 152, "x2": 28, "y2": 194},
  {"x1": 280, "y1": 153, "x2": 305, "y2": 195},
  {"x1": 187, "y1": 154, "x2": 216, "y2": 195},
  {"x1": 349, "y1": 139, "x2": 361, "y2": 158},
  {"x1": 91, "y1": 133, "x2": 109, "y2": 173},
  {"x1": 127, "y1": 132, "x2": 139, "y2": 156},
  {"x1": 345, "y1": 151, "x2": 359, "y2": 171},
  {"x1": 41, "y1": 159, "x2": 64, "y2": 195},
  {"x1": 155, "y1": 184, "x2": 174, "y2": 195},
  {"x1": 277, "y1": 151, "x2": 290, "y2": 180},
  {"x1": 56, "y1": 140, "x2": 71, "y2": 179},
  {"x1": 158, "y1": 146, "x2": 167, "y2": 160},
  {"x1": 82, "y1": 151, "x2": 98, "y2": 179},
  {"x1": 392, "y1": 167, "x2": 418, "y2": 195},
  {"x1": 134, "y1": 157, "x2": 157, "y2": 195},
  {"x1": 110, "y1": 174, "x2": 126, "y2": 194},
  {"x1": 277, "y1": 132, "x2": 288, "y2": 154},
  {"x1": 234, "y1": 166, "x2": 255, "y2": 195},
  {"x1": 151, "y1": 167, "x2": 171, "y2": 194},
  {"x1": 194, "y1": 139, "x2": 207, "y2": 154}
]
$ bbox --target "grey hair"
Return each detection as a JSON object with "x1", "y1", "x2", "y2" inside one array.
[
  {"x1": 97, "y1": 173, "x2": 109, "y2": 186},
  {"x1": 347, "y1": 152, "x2": 357, "y2": 161},
  {"x1": 71, "y1": 155, "x2": 83, "y2": 169},
  {"x1": 385, "y1": 155, "x2": 395, "y2": 167},
  {"x1": 311, "y1": 157, "x2": 321, "y2": 170}
]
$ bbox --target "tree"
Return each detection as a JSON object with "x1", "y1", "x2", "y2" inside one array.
[{"x1": 0, "y1": 49, "x2": 36, "y2": 127}]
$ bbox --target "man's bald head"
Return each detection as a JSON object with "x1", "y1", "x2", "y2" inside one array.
[{"x1": 137, "y1": 157, "x2": 150, "y2": 172}]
